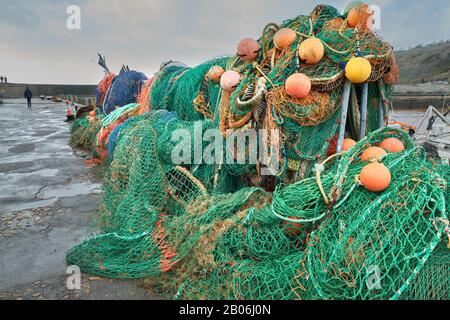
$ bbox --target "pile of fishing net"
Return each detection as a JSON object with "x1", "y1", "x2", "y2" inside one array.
[
  {"x1": 103, "y1": 69, "x2": 148, "y2": 115},
  {"x1": 67, "y1": 124, "x2": 449, "y2": 300},
  {"x1": 70, "y1": 115, "x2": 102, "y2": 151},
  {"x1": 67, "y1": 2, "x2": 449, "y2": 300}
]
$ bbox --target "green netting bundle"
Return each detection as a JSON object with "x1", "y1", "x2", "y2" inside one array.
[
  {"x1": 67, "y1": 112, "x2": 170, "y2": 278},
  {"x1": 145, "y1": 188, "x2": 308, "y2": 300},
  {"x1": 70, "y1": 116, "x2": 103, "y2": 151},
  {"x1": 164, "y1": 57, "x2": 229, "y2": 121},
  {"x1": 150, "y1": 65, "x2": 190, "y2": 111},
  {"x1": 68, "y1": 111, "x2": 449, "y2": 300},
  {"x1": 70, "y1": 117, "x2": 88, "y2": 134},
  {"x1": 67, "y1": 2, "x2": 449, "y2": 300},
  {"x1": 304, "y1": 173, "x2": 446, "y2": 300}
]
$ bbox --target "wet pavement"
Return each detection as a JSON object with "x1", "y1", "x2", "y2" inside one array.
[{"x1": 0, "y1": 99, "x2": 156, "y2": 300}]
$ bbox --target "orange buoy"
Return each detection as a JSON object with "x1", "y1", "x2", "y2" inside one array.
[
  {"x1": 344, "y1": 1, "x2": 364, "y2": 15},
  {"x1": 347, "y1": 7, "x2": 360, "y2": 28},
  {"x1": 360, "y1": 162, "x2": 391, "y2": 192},
  {"x1": 343, "y1": 138, "x2": 357, "y2": 151},
  {"x1": 236, "y1": 38, "x2": 260, "y2": 61},
  {"x1": 298, "y1": 38, "x2": 325, "y2": 64},
  {"x1": 347, "y1": 4, "x2": 374, "y2": 30},
  {"x1": 380, "y1": 138, "x2": 405, "y2": 154},
  {"x1": 285, "y1": 73, "x2": 311, "y2": 99},
  {"x1": 282, "y1": 218, "x2": 302, "y2": 237},
  {"x1": 361, "y1": 146, "x2": 387, "y2": 162},
  {"x1": 207, "y1": 66, "x2": 225, "y2": 83},
  {"x1": 220, "y1": 70, "x2": 241, "y2": 93},
  {"x1": 274, "y1": 28, "x2": 297, "y2": 49}
]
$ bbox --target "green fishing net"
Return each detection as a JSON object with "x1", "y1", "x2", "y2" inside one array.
[
  {"x1": 70, "y1": 116, "x2": 103, "y2": 151},
  {"x1": 402, "y1": 241, "x2": 449, "y2": 300},
  {"x1": 67, "y1": 3, "x2": 449, "y2": 300}
]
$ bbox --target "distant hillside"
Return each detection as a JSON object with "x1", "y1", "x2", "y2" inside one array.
[{"x1": 395, "y1": 41, "x2": 450, "y2": 84}]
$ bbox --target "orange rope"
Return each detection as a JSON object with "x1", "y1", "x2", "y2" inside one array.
[
  {"x1": 137, "y1": 77, "x2": 156, "y2": 115},
  {"x1": 97, "y1": 73, "x2": 115, "y2": 106},
  {"x1": 151, "y1": 214, "x2": 178, "y2": 272}
]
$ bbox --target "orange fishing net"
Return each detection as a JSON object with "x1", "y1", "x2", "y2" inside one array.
[
  {"x1": 219, "y1": 92, "x2": 253, "y2": 137},
  {"x1": 193, "y1": 92, "x2": 214, "y2": 120},
  {"x1": 137, "y1": 77, "x2": 156, "y2": 115},
  {"x1": 266, "y1": 87, "x2": 339, "y2": 127},
  {"x1": 97, "y1": 73, "x2": 116, "y2": 106},
  {"x1": 350, "y1": 4, "x2": 375, "y2": 32}
]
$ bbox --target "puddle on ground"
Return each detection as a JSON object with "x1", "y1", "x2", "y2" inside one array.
[
  {"x1": 34, "y1": 169, "x2": 59, "y2": 177},
  {"x1": 1, "y1": 198, "x2": 58, "y2": 213},
  {"x1": 0, "y1": 153, "x2": 69, "y2": 163},
  {"x1": 32, "y1": 130, "x2": 58, "y2": 137},
  {"x1": 0, "y1": 161, "x2": 35, "y2": 173},
  {"x1": 0, "y1": 169, "x2": 59, "y2": 180},
  {"x1": 38, "y1": 182, "x2": 103, "y2": 199},
  {"x1": 0, "y1": 102, "x2": 102, "y2": 214},
  {"x1": 8, "y1": 143, "x2": 36, "y2": 154}
]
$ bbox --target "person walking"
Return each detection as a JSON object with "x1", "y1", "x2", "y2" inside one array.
[
  {"x1": 0, "y1": 76, "x2": 3, "y2": 83},
  {"x1": 24, "y1": 87, "x2": 33, "y2": 108}
]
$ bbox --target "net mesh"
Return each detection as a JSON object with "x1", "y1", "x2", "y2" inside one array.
[{"x1": 402, "y1": 241, "x2": 450, "y2": 300}]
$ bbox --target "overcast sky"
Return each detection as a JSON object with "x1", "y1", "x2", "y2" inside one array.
[{"x1": 1, "y1": 0, "x2": 449, "y2": 84}]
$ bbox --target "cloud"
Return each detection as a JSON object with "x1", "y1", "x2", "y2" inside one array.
[{"x1": 0, "y1": 0, "x2": 449, "y2": 84}]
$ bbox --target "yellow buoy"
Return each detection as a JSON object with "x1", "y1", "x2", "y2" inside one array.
[{"x1": 345, "y1": 57, "x2": 372, "y2": 84}]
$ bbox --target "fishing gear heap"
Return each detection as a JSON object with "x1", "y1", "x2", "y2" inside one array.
[{"x1": 68, "y1": 2, "x2": 449, "y2": 300}]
